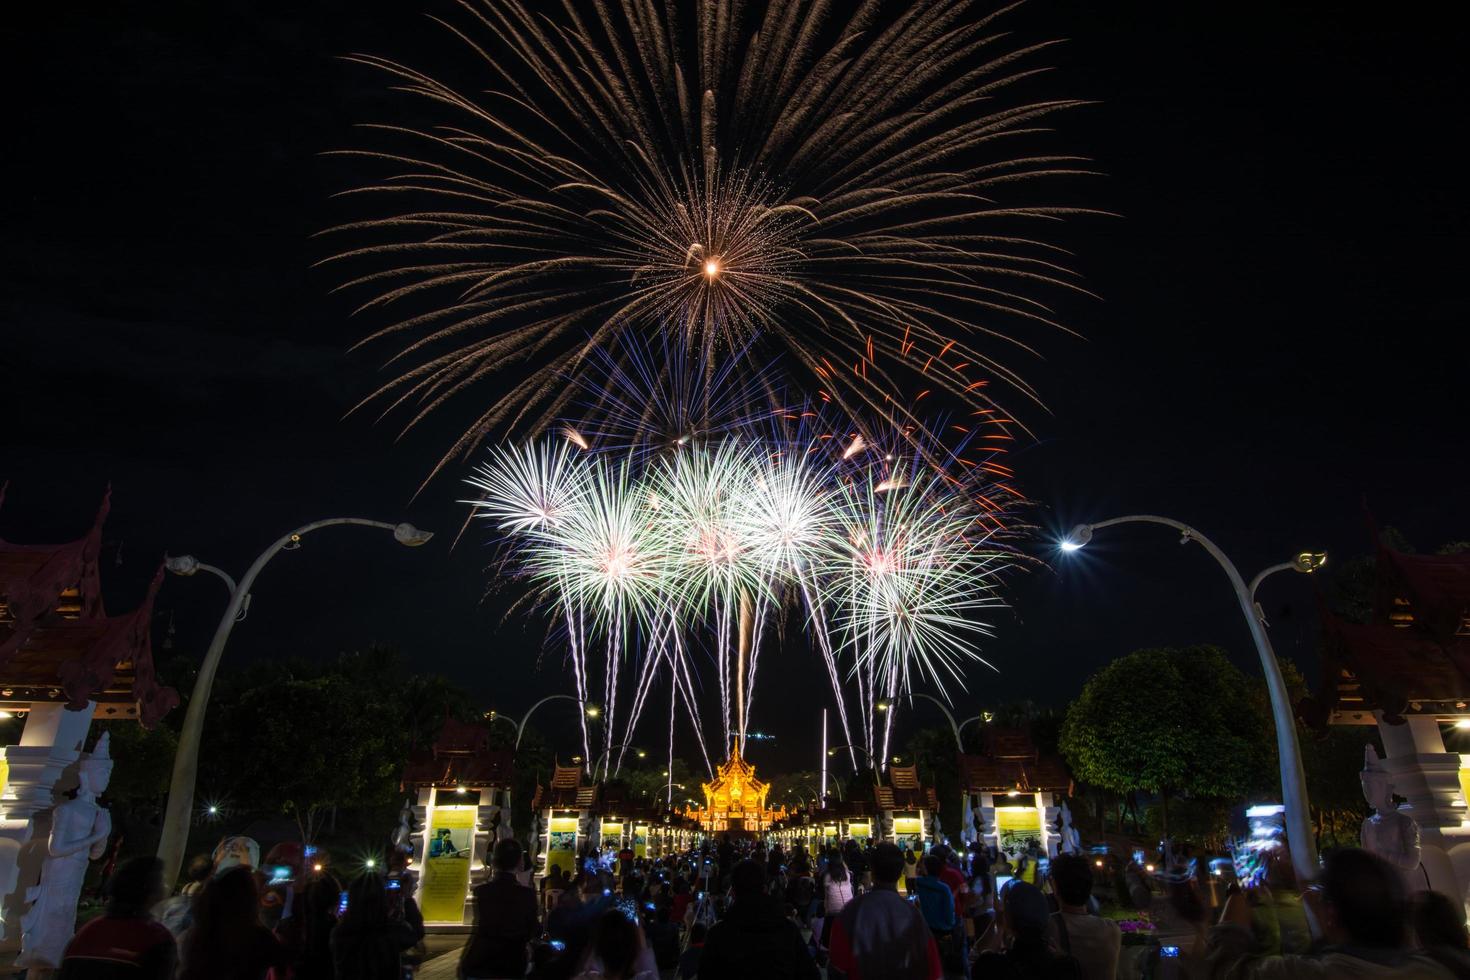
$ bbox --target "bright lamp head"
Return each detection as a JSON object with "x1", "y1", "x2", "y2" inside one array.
[
  {"x1": 165, "y1": 554, "x2": 200, "y2": 576},
  {"x1": 1060, "y1": 524, "x2": 1093, "y2": 552},
  {"x1": 393, "y1": 522, "x2": 434, "y2": 547}
]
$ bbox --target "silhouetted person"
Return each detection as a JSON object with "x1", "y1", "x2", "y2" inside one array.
[
  {"x1": 461, "y1": 838, "x2": 541, "y2": 979},
  {"x1": 330, "y1": 872, "x2": 417, "y2": 980},
  {"x1": 1204, "y1": 847, "x2": 1452, "y2": 979},
  {"x1": 700, "y1": 860, "x2": 819, "y2": 980},
  {"x1": 829, "y1": 842, "x2": 941, "y2": 980},
  {"x1": 179, "y1": 866, "x2": 288, "y2": 980},
  {"x1": 61, "y1": 856, "x2": 176, "y2": 980}
]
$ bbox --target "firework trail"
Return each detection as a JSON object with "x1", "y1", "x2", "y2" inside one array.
[{"x1": 327, "y1": 0, "x2": 1094, "y2": 476}]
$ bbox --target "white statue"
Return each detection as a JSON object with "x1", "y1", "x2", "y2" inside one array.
[
  {"x1": 393, "y1": 798, "x2": 416, "y2": 855},
  {"x1": 1360, "y1": 745, "x2": 1421, "y2": 872},
  {"x1": 1058, "y1": 802, "x2": 1082, "y2": 855},
  {"x1": 16, "y1": 733, "x2": 114, "y2": 971}
]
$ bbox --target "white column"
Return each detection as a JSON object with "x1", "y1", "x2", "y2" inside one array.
[
  {"x1": 0, "y1": 704, "x2": 96, "y2": 954},
  {"x1": 1040, "y1": 792, "x2": 1060, "y2": 858},
  {"x1": 1378, "y1": 716, "x2": 1467, "y2": 831},
  {"x1": 1378, "y1": 714, "x2": 1470, "y2": 908},
  {"x1": 977, "y1": 792, "x2": 999, "y2": 853},
  {"x1": 406, "y1": 787, "x2": 431, "y2": 906}
]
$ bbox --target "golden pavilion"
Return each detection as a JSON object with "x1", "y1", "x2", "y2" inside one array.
[{"x1": 686, "y1": 744, "x2": 785, "y2": 834}]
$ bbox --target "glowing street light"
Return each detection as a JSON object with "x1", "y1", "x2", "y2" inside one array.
[
  {"x1": 157, "y1": 517, "x2": 433, "y2": 886},
  {"x1": 1059, "y1": 514, "x2": 1325, "y2": 904}
]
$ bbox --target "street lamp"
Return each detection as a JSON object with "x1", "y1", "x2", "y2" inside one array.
[
  {"x1": 827, "y1": 744, "x2": 883, "y2": 788},
  {"x1": 484, "y1": 696, "x2": 601, "y2": 752},
  {"x1": 156, "y1": 518, "x2": 432, "y2": 885},
  {"x1": 1060, "y1": 514, "x2": 1325, "y2": 892},
  {"x1": 593, "y1": 742, "x2": 645, "y2": 781}
]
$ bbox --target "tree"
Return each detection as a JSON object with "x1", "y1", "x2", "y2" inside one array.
[
  {"x1": 1059, "y1": 646, "x2": 1268, "y2": 836},
  {"x1": 194, "y1": 646, "x2": 478, "y2": 853}
]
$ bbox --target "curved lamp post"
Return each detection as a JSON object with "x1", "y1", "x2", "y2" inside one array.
[
  {"x1": 486, "y1": 696, "x2": 600, "y2": 752},
  {"x1": 1060, "y1": 515, "x2": 1325, "y2": 891},
  {"x1": 876, "y1": 693, "x2": 988, "y2": 843},
  {"x1": 486, "y1": 696, "x2": 601, "y2": 835},
  {"x1": 157, "y1": 518, "x2": 433, "y2": 885}
]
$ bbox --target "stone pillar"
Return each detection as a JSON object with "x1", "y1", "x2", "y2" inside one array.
[
  {"x1": 1041, "y1": 793, "x2": 1061, "y2": 858},
  {"x1": 0, "y1": 704, "x2": 96, "y2": 957},
  {"x1": 406, "y1": 787, "x2": 431, "y2": 910},
  {"x1": 1377, "y1": 714, "x2": 1470, "y2": 907},
  {"x1": 976, "y1": 793, "x2": 999, "y2": 853}
]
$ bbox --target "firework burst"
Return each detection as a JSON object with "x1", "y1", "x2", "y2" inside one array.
[
  {"x1": 469, "y1": 415, "x2": 1013, "y2": 775},
  {"x1": 327, "y1": 0, "x2": 1095, "y2": 475}
]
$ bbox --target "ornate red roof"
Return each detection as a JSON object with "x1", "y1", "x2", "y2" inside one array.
[
  {"x1": 958, "y1": 727, "x2": 1071, "y2": 792},
  {"x1": 1298, "y1": 535, "x2": 1470, "y2": 728},
  {"x1": 0, "y1": 488, "x2": 178, "y2": 728},
  {"x1": 400, "y1": 716, "x2": 514, "y2": 788},
  {"x1": 532, "y1": 762, "x2": 599, "y2": 810}
]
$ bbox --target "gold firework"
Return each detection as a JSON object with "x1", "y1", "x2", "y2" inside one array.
[{"x1": 323, "y1": 0, "x2": 1097, "y2": 476}]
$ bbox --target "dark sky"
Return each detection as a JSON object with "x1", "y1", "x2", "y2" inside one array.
[{"x1": 4, "y1": 1, "x2": 1466, "y2": 772}]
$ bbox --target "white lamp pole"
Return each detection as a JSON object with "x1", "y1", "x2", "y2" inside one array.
[
  {"x1": 157, "y1": 518, "x2": 433, "y2": 886},
  {"x1": 1061, "y1": 515, "x2": 1325, "y2": 891}
]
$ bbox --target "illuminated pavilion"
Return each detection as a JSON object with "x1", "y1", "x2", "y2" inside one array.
[{"x1": 687, "y1": 744, "x2": 785, "y2": 835}]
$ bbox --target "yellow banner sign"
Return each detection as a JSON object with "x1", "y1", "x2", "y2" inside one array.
[
  {"x1": 420, "y1": 804, "x2": 476, "y2": 923},
  {"x1": 547, "y1": 816, "x2": 578, "y2": 878}
]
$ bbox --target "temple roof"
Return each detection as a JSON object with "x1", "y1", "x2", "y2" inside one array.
[
  {"x1": 702, "y1": 744, "x2": 769, "y2": 799},
  {"x1": 0, "y1": 488, "x2": 178, "y2": 728},
  {"x1": 874, "y1": 762, "x2": 939, "y2": 810},
  {"x1": 532, "y1": 762, "x2": 600, "y2": 810},
  {"x1": 957, "y1": 727, "x2": 1071, "y2": 792},
  {"x1": 1300, "y1": 537, "x2": 1470, "y2": 727},
  {"x1": 401, "y1": 717, "x2": 514, "y2": 788},
  {"x1": 0, "y1": 485, "x2": 108, "y2": 643}
]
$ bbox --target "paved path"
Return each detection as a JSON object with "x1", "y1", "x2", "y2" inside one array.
[{"x1": 417, "y1": 935, "x2": 467, "y2": 980}]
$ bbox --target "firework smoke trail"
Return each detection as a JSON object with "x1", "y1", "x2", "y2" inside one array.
[
  {"x1": 671, "y1": 629, "x2": 716, "y2": 777},
  {"x1": 666, "y1": 658, "x2": 677, "y2": 806},
  {"x1": 649, "y1": 438, "x2": 771, "y2": 751},
  {"x1": 327, "y1": 0, "x2": 1095, "y2": 478},
  {"x1": 615, "y1": 612, "x2": 681, "y2": 775}
]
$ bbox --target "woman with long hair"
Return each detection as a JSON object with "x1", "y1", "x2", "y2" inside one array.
[
  {"x1": 330, "y1": 872, "x2": 418, "y2": 980},
  {"x1": 178, "y1": 866, "x2": 287, "y2": 980},
  {"x1": 289, "y1": 876, "x2": 342, "y2": 980},
  {"x1": 573, "y1": 908, "x2": 658, "y2": 980},
  {"x1": 818, "y1": 853, "x2": 853, "y2": 955}
]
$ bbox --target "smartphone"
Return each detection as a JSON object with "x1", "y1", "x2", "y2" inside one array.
[
  {"x1": 994, "y1": 875, "x2": 1013, "y2": 891},
  {"x1": 304, "y1": 845, "x2": 318, "y2": 859},
  {"x1": 337, "y1": 892, "x2": 349, "y2": 917},
  {"x1": 550, "y1": 939, "x2": 566, "y2": 952},
  {"x1": 267, "y1": 865, "x2": 293, "y2": 885},
  {"x1": 1161, "y1": 946, "x2": 1181, "y2": 958},
  {"x1": 386, "y1": 878, "x2": 402, "y2": 891}
]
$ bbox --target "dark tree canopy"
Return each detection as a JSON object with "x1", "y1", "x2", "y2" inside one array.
[{"x1": 1059, "y1": 646, "x2": 1268, "y2": 824}]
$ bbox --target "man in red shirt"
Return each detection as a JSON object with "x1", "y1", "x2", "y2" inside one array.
[
  {"x1": 61, "y1": 856, "x2": 176, "y2": 980},
  {"x1": 932, "y1": 844, "x2": 970, "y2": 921},
  {"x1": 829, "y1": 842, "x2": 942, "y2": 980}
]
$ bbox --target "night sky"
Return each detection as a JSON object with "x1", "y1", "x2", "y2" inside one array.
[{"x1": 5, "y1": 1, "x2": 1466, "y2": 771}]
